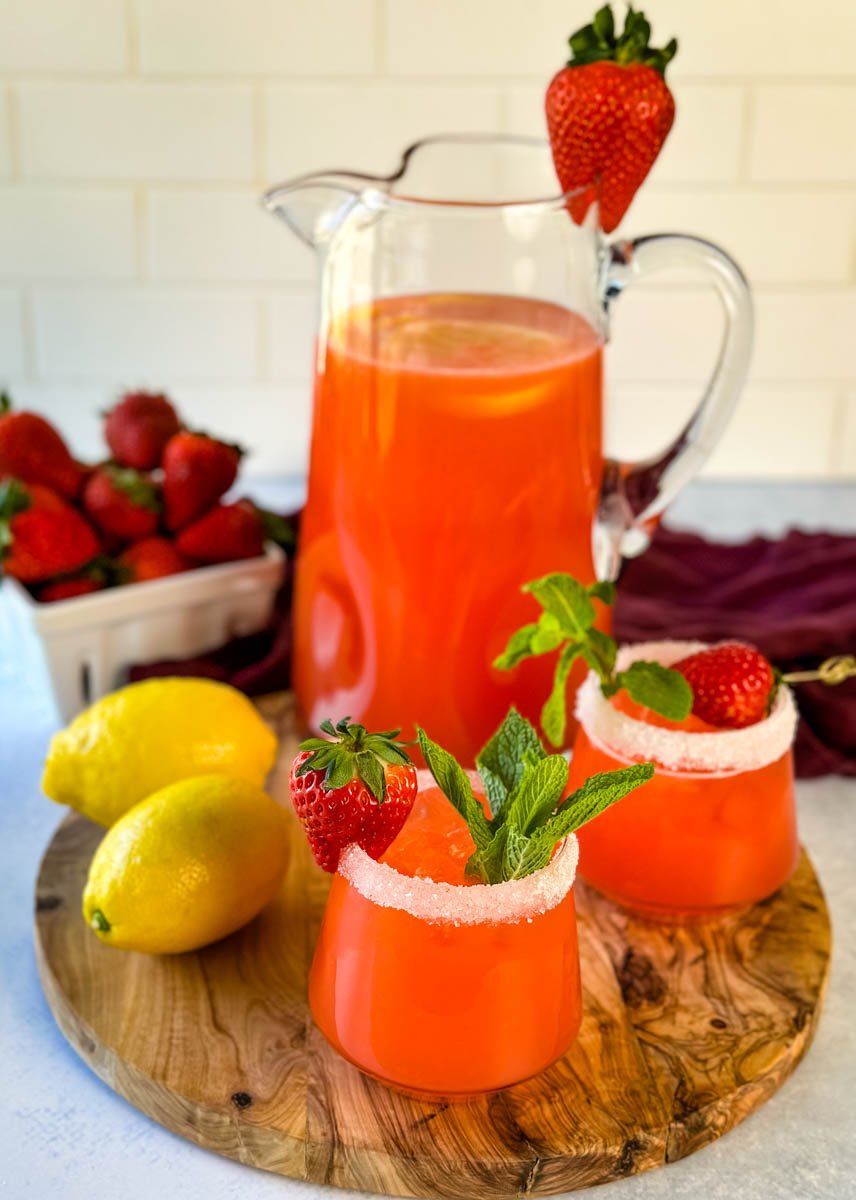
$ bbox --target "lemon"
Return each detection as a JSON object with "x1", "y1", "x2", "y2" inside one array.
[
  {"x1": 43, "y1": 677, "x2": 277, "y2": 827},
  {"x1": 82, "y1": 775, "x2": 289, "y2": 954}
]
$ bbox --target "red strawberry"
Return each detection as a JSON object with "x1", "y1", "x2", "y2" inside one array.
[
  {"x1": 0, "y1": 393, "x2": 84, "y2": 498},
  {"x1": 545, "y1": 5, "x2": 677, "y2": 233},
  {"x1": 0, "y1": 478, "x2": 100, "y2": 583},
  {"x1": 673, "y1": 643, "x2": 776, "y2": 730},
  {"x1": 289, "y1": 718, "x2": 417, "y2": 872},
  {"x1": 161, "y1": 431, "x2": 243, "y2": 531},
  {"x1": 104, "y1": 391, "x2": 181, "y2": 470},
  {"x1": 82, "y1": 464, "x2": 160, "y2": 541},
  {"x1": 176, "y1": 499, "x2": 277, "y2": 564},
  {"x1": 119, "y1": 536, "x2": 190, "y2": 583},
  {"x1": 39, "y1": 576, "x2": 104, "y2": 602}
]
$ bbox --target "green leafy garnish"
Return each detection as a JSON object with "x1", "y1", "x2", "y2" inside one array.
[
  {"x1": 494, "y1": 572, "x2": 693, "y2": 747},
  {"x1": 567, "y1": 4, "x2": 677, "y2": 77},
  {"x1": 418, "y1": 710, "x2": 654, "y2": 884},
  {"x1": 296, "y1": 717, "x2": 413, "y2": 803}
]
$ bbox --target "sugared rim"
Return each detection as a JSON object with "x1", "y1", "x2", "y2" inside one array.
[
  {"x1": 338, "y1": 833, "x2": 578, "y2": 927},
  {"x1": 575, "y1": 640, "x2": 798, "y2": 775}
]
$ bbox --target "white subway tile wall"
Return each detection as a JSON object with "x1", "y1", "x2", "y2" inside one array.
[{"x1": 0, "y1": 0, "x2": 853, "y2": 480}]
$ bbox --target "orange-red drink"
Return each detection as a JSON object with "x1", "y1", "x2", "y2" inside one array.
[
  {"x1": 309, "y1": 776, "x2": 582, "y2": 1095},
  {"x1": 568, "y1": 641, "x2": 799, "y2": 921},
  {"x1": 294, "y1": 292, "x2": 603, "y2": 761}
]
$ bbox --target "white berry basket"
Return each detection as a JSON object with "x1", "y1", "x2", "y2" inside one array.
[{"x1": 2, "y1": 543, "x2": 286, "y2": 721}]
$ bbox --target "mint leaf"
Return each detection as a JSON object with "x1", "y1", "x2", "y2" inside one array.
[
  {"x1": 502, "y1": 825, "x2": 532, "y2": 881},
  {"x1": 493, "y1": 622, "x2": 539, "y2": 671},
  {"x1": 588, "y1": 626, "x2": 617, "y2": 673},
  {"x1": 530, "y1": 611, "x2": 565, "y2": 655},
  {"x1": 587, "y1": 580, "x2": 616, "y2": 605},
  {"x1": 466, "y1": 825, "x2": 508, "y2": 884},
  {"x1": 522, "y1": 573, "x2": 595, "y2": 638},
  {"x1": 541, "y1": 642, "x2": 582, "y2": 748},
  {"x1": 552, "y1": 762, "x2": 654, "y2": 837},
  {"x1": 476, "y1": 708, "x2": 545, "y2": 820},
  {"x1": 505, "y1": 754, "x2": 569, "y2": 836},
  {"x1": 617, "y1": 660, "x2": 693, "y2": 722},
  {"x1": 417, "y1": 728, "x2": 492, "y2": 853},
  {"x1": 518, "y1": 762, "x2": 654, "y2": 871}
]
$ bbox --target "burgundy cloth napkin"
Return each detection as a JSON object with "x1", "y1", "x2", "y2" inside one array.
[
  {"x1": 614, "y1": 527, "x2": 856, "y2": 778},
  {"x1": 132, "y1": 524, "x2": 856, "y2": 779}
]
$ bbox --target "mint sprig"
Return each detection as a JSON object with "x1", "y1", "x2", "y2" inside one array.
[
  {"x1": 297, "y1": 717, "x2": 413, "y2": 803},
  {"x1": 494, "y1": 572, "x2": 693, "y2": 747},
  {"x1": 418, "y1": 710, "x2": 654, "y2": 884}
]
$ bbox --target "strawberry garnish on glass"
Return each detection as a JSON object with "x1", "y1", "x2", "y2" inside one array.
[
  {"x1": 672, "y1": 643, "x2": 776, "y2": 729},
  {"x1": 289, "y1": 718, "x2": 417, "y2": 872},
  {"x1": 546, "y1": 4, "x2": 677, "y2": 232}
]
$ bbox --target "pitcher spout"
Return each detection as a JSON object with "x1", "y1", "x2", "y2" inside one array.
[{"x1": 263, "y1": 172, "x2": 374, "y2": 250}]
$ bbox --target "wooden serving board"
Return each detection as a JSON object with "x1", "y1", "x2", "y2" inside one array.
[{"x1": 35, "y1": 693, "x2": 831, "y2": 1199}]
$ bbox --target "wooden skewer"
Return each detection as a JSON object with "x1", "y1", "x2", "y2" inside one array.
[{"x1": 781, "y1": 655, "x2": 856, "y2": 686}]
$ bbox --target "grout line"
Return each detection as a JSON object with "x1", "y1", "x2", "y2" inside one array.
[
  {"x1": 256, "y1": 293, "x2": 270, "y2": 380},
  {"x1": 826, "y1": 389, "x2": 849, "y2": 475},
  {"x1": 6, "y1": 176, "x2": 855, "y2": 194},
  {"x1": 6, "y1": 85, "x2": 21, "y2": 179},
  {"x1": 125, "y1": 0, "x2": 139, "y2": 74},
  {"x1": 374, "y1": 0, "x2": 387, "y2": 77},
  {"x1": 134, "y1": 186, "x2": 148, "y2": 279},
  {"x1": 738, "y1": 84, "x2": 755, "y2": 184},
  {"x1": 252, "y1": 84, "x2": 266, "y2": 185},
  {"x1": 18, "y1": 285, "x2": 37, "y2": 378},
  {"x1": 0, "y1": 277, "x2": 847, "y2": 296},
  {"x1": 1, "y1": 68, "x2": 856, "y2": 86}
]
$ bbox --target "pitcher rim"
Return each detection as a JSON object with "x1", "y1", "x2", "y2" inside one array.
[{"x1": 262, "y1": 132, "x2": 597, "y2": 213}]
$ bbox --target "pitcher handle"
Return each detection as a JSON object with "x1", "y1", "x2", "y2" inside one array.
[{"x1": 593, "y1": 234, "x2": 753, "y2": 580}]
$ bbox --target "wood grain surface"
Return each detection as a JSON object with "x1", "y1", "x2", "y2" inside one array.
[{"x1": 34, "y1": 693, "x2": 832, "y2": 1199}]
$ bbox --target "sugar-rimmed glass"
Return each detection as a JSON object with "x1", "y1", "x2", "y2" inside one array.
[
  {"x1": 568, "y1": 640, "x2": 799, "y2": 921},
  {"x1": 308, "y1": 777, "x2": 582, "y2": 1096}
]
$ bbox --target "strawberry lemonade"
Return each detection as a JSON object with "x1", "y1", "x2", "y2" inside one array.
[
  {"x1": 293, "y1": 292, "x2": 603, "y2": 760},
  {"x1": 568, "y1": 641, "x2": 800, "y2": 920},
  {"x1": 309, "y1": 778, "x2": 582, "y2": 1095},
  {"x1": 291, "y1": 709, "x2": 652, "y2": 1096}
]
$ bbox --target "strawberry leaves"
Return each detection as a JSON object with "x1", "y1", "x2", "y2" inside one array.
[
  {"x1": 297, "y1": 716, "x2": 413, "y2": 802},
  {"x1": 568, "y1": 4, "x2": 677, "y2": 75},
  {"x1": 419, "y1": 709, "x2": 654, "y2": 884},
  {"x1": 494, "y1": 571, "x2": 692, "y2": 746}
]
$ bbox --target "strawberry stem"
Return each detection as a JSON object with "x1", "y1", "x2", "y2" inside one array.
[
  {"x1": 297, "y1": 716, "x2": 414, "y2": 803},
  {"x1": 0, "y1": 391, "x2": 11, "y2": 416},
  {"x1": 567, "y1": 4, "x2": 677, "y2": 75}
]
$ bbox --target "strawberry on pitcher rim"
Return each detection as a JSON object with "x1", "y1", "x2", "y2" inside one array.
[{"x1": 546, "y1": 4, "x2": 677, "y2": 232}]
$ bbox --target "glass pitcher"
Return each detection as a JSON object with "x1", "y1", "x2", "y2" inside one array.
[{"x1": 263, "y1": 134, "x2": 753, "y2": 762}]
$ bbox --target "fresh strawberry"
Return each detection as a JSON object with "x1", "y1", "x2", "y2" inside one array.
[
  {"x1": 119, "y1": 536, "x2": 190, "y2": 583},
  {"x1": 104, "y1": 391, "x2": 181, "y2": 470},
  {"x1": 0, "y1": 479, "x2": 100, "y2": 583},
  {"x1": 0, "y1": 393, "x2": 84, "y2": 498},
  {"x1": 176, "y1": 500, "x2": 264, "y2": 563},
  {"x1": 161, "y1": 431, "x2": 243, "y2": 531},
  {"x1": 673, "y1": 643, "x2": 776, "y2": 730},
  {"x1": 289, "y1": 718, "x2": 417, "y2": 872},
  {"x1": 545, "y1": 5, "x2": 677, "y2": 232},
  {"x1": 82, "y1": 464, "x2": 160, "y2": 541},
  {"x1": 38, "y1": 556, "x2": 119, "y2": 602},
  {"x1": 39, "y1": 576, "x2": 104, "y2": 602}
]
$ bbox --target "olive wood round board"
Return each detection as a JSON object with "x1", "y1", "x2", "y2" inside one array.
[{"x1": 34, "y1": 693, "x2": 832, "y2": 1199}]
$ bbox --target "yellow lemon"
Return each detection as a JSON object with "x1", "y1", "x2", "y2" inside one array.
[
  {"x1": 43, "y1": 677, "x2": 277, "y2": 827},
  {"x1": 82, "y1": 775, "x2": 289, "y2": 954}
]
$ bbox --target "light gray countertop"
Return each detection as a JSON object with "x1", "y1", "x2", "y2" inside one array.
[{"x1": 1, "y1": 480, "x2": 854, "y2": 1200}]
